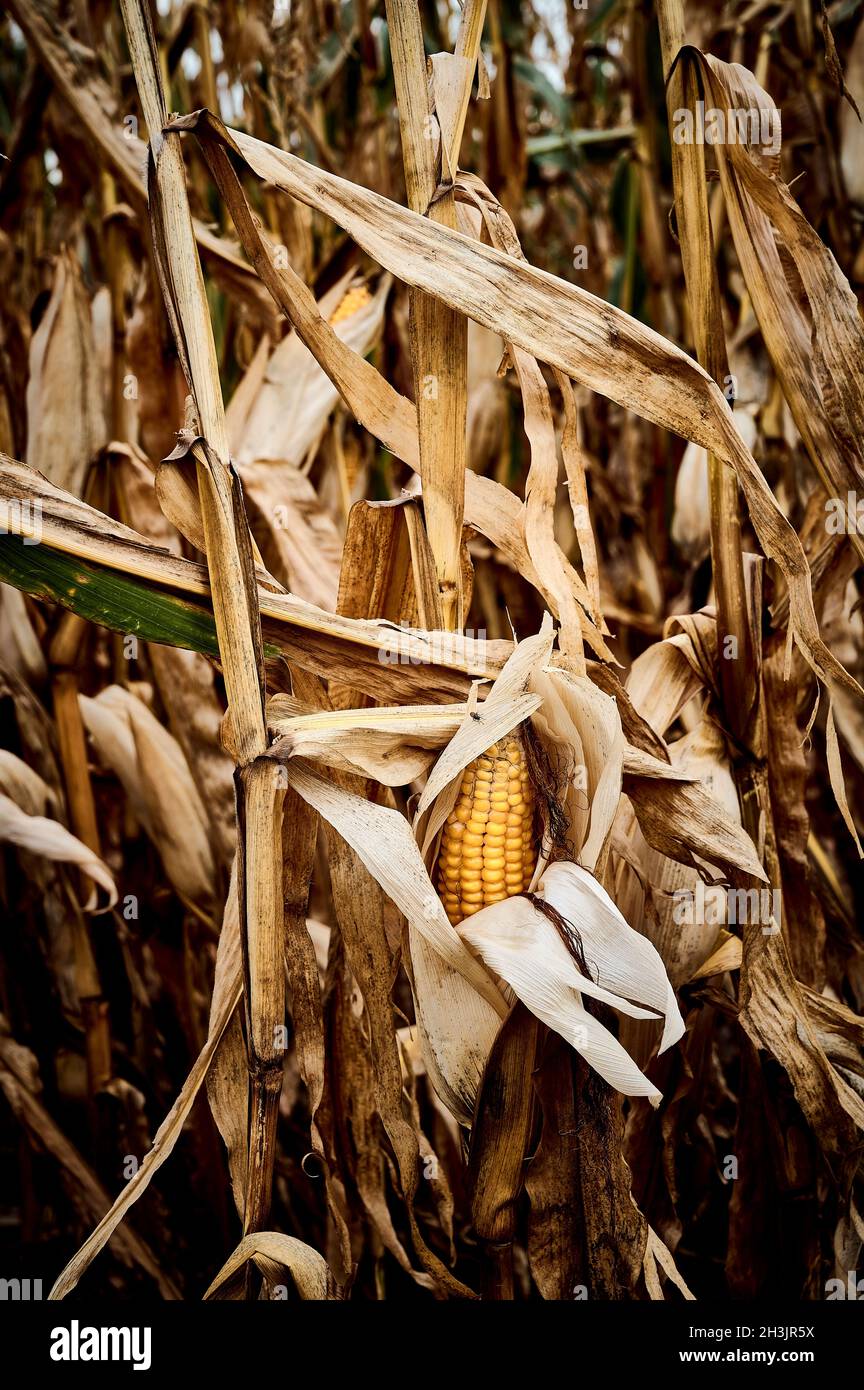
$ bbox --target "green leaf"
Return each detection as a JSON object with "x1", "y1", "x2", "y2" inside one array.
[
  {"x1": 512, "y1": 56, "x2": 572, "y2": 126},
  {"x1": 0, "y1": 532, "x2": 223, "y2": 656},
  {"x1": 526, "y1": 126, "x2": 635, "y2": 158}
]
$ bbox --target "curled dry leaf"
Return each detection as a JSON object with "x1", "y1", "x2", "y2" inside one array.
[
  {"x1": 268, "y1": 697, "x2": 466, "y2": 785},
  {"x1": 0, "y1": 792, "x2": 115, "y2": 911},
  {"x1": 203, "y1": 1232, "x2": 333, "y2": 1301},
  {"x1": 689, "y1": 50, "x2": 864, "y2": 558}
]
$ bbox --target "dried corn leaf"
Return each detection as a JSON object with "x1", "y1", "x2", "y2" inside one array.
[
  {"x1": 174, "y1": 109, "x2": 861, "y2": 700},
  {"x1": 79, "y1": 684, "x2": 215, "y2": 904},
  {"x1": 203, "y1": 1232, "x2": 332, "y2": 1301},
  {"x1": 268, "y1": 698, "x2": 465, "y2": 784},
  {"x1": 0, "y1": 749, "x2": 58, "y2": 816},
  {"x1": 0, "y1": 454, "x2": 511, "y2": 702},
  {"x1": 0, "y1": 791, "x2": 115, "y2": 910},
  {"x1": 25, "y1": 249, "x2": 106, "y2": 497},
  {"x1": 173, "y1": 119, "x2": 609, "y2": 655},
  {"x1": 688, "y1": 50, "x2": 864, "y2": 553}
]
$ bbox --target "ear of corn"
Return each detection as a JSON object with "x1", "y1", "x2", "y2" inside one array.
[
  {"x1": 436, "y1": 733, "x2": 536, "y2": 925},
  {"x1": 328, "y1": 283, "x2": 372, "y2": 325}
]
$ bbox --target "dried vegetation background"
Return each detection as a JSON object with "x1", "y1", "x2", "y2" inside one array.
[{"x1": 0, "y1": 0, "x2": 863, "y2": 1301}]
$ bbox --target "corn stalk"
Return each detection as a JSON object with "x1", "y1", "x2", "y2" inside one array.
[
  {"x1": 385, "y1": 0, "x2": 488, "y2": 632},
  {"x1": 119, "y1": 0, "x2": 284, "y2": 1246},
  {"x1": 657, "y1": 0, "x2": 756, "y2": 761}
]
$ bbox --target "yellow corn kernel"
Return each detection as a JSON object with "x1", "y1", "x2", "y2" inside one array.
[
  {"x1": 435, "y1": 729, "x2": 536, "y2": 925},
  {"x1": 328, "y1": 283, "x2": 373, "y2": 325}
]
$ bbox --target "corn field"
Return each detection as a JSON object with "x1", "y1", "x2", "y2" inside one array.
[{"x1": 0, "y1": 0, "x2": 863, "y2": 1319}]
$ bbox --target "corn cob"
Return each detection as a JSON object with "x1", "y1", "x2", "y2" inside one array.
[
  {"x1": 328, "y1": 283, "x2": 372, "y2": 325},
  {"x1": 436, "y1": 734, "x2": 536, "y2": 926}
]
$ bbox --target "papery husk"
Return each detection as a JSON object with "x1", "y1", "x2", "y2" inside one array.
[
  {"x1": 0, "y1": 583, "x2": 47, "y2": 685},
  {"x1": 406, "y1": 624, "x2": 557, "y2": 1121},
  {"x1": 267, "y1": 623, "x2": 585, "y2": 1126},
  {"x1": 528, "y1": 661, "x2": 625, "y2": 876},
  {"x1": 409, "y1": 622, "x2": 680, "y2": 1114},
  {"x1": 459, "y1": 861, "x2": 684, "y2": 1104},
  {"x1": 230, "y1": 273, "x2": 390, "y2": 467},
  {"x1": 279, "y1": 759, "x2": 507, "y2": 1127},
  {"x1": 267, "y1": 698, "x2": 466, "y2": 785},
  {"x1": 671, "y1": 442, "x2": 710, "y2": 562},
  {"x1": 0, "y1": 749, "x2": 60, "y2": 817},
  {"x1": 25, "y1": 249, "x2": 107, "y2": 498},
  {"x1": 414, "y1": 620, "x2": 553, "y2": 856}
]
